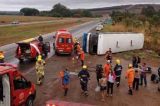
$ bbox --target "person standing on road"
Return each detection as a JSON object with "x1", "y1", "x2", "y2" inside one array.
[
  {"x1": 133, "y1": 69, "x2": 140, "y2": 91},
  {"x1": 105, "y1": 48, "x2": 112, "y2": 63},
  {"x1": 125, "y1": 64, "x2": 135, "y2": 95},
  {"x1": 78, "y1": 65, "x2": 90, "y2": 96},
  {"x1": 96, "y1": 64, "x2": 103, "y2": 86},
  {"x1": 107, "y1": 69, "x2": 116, "y2": 97},
  {"x1": 99, "y1": 73, "x2": 107, "y2": 101},
  {"x1": 0, "y1": 51, "x2": 4, "y2": 63},
  {"x1": 80, "y1": 50, "x2": 85, "y2": 66},
  {"x1": 140, "y1": 63, "x2": 147, "y2": 87},
  {"x1": 114, "y1": 59, "x2": 123, "y2": 87},
  {"x1": 60, "y1": 69, "x2": 70, "y2": 96},
  {"x1": 132, "y1": 56, "x2": 138, "y2": 68},
  {"x1": 35, "y1": 55, "x2": 45, "y2": 85},
  {"x1": 104, "y1": 60, "x2": 111, "y2": 78}
]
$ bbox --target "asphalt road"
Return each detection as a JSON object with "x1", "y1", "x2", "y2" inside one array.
[{"x1": 0, "y1": 21, "x2": 99, "y2": 72}]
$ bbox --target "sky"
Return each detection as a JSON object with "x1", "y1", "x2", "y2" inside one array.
[{"x1": 0, "y1": 0, "x2": 160, "y2": 11}]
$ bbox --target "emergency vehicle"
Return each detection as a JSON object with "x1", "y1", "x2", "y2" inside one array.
[
  {"x1": 53, "y1": 30, "x2": 74, "y2": 55},
  {"x1": 16, "y1": 38, "x2": 50, "y2": 62},
  {"x1": 0, "y1": 63, "x2": 36, "y2": 106}
]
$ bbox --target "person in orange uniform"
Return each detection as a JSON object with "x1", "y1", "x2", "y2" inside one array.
[
  {"x1": 104, "y1": 60, "x2": 111, "y2": 77},
  {"x1": 80, "y1": 50, "x2": 85, "y2": 66},
  {"x1": 125, "y1": 64, "x2": 135, "y2": 95}
]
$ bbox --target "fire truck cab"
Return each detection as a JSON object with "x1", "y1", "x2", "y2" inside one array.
[{"x1": 0, "y1": 63, "x2": 36, "y2": 106}]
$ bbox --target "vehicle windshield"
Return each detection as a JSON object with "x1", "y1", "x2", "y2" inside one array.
[
  {"x1": 58, "y1": 38, "x2": 65, "y2": 43},
  {"x1": 66, "y1": 38, "x2": 72, "y2": 44}
]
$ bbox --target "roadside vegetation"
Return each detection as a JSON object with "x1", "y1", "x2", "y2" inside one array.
[
  {"x1": 102, "y1": 5, "x2": 160, "y2": 56},
  {"x1": 0, "y1": 18, "x2": 93, "y2": 46}
]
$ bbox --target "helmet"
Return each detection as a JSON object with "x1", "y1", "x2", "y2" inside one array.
[
  {"x1": 37, "y1": 55, "x2": 42, "y2": 61},
  {"x1": 116, "y1": 59, "x2": 120, "y2": 65},
  {"x1": 82, "y1": 65, "x2": 87, "y2": 69},
  {"x1": 128, "y1": 64, "x2": 133, "y2": 68},
  {"x1": 107, "y1": 60, "x2": 110, "y2": 64}
]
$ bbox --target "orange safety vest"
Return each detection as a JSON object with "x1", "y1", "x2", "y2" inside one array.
[
  {"x1": 104, "y1": 64, "x2": 111, "y2": 77},
  {"x1": 126, "y1": 68, "x2": 135, "y2": 83}
]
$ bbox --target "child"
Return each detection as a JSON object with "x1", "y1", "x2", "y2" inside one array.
[
  {"x1": 99, "y1": 73, "x2": 107, "y2": 102},
  {"x1": 107, "y1": 69, "x2": 116, "y2": 96},
  {"x1": 133, "y1": 69, "x2": 140, "y2": 90}
]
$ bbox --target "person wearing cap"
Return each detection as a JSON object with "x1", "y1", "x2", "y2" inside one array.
[
  {"x1": 125, "y1": 64, "x2": 135, "y2": 95},
  {"x1": 78, "y1": 65, "x2": 90, "y2": 96},
  {"x1": 80, "y1": 50, "x2": 85, "y2": 66},
  {"x1": 104, "y1": 60, "x2": 111, "y2": 78},
  {"x1": 114, "y1": 59, "x2": 123, "y2": 87},
  {"x1": 35, "y1": 55, "x2": 45, "y2": 85},
  {"x1": 0, "y1": 51, "x2": 4, "y2": 63}
]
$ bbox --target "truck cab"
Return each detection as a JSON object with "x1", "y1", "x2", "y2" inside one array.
[
  {"x1": 16, "y1": 38, "x2": 50, "y2": 62},
  {"x1": 54, "y1": 30, "x2": 73, "y2": 55},
  {"x1": 0, "y1": 63, "x2": 36, "y2": 106}
]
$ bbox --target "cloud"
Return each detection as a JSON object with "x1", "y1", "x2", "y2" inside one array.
[{"x1": 0, "y1": 0, "x2": 160, "y2": 11}]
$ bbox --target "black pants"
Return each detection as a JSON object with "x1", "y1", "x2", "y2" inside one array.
[
  {"x1": 116, "y1": 76, "x2": 121, "y2": 87},
  {"x1": 80, "y1": 81, "x2": 88, "y2": 92},
  {"x1": 140, "y1": 74, "x2": 147, "y2": 86},
  {"x1": 81, "y1": 60, "x2": 84, "y2": 66},
  {"x1": 133, "y1": 78, "x2": 139, "y2": 90},
  {"x1": 97, "y1": 76, "x2": 102, "y2": 86},
  {"x1": 107, "y1": 81, "x2": 114, "y2": 94},
  {"x1": 0, "y1": 59, "x2": 4, "y2": 63}
]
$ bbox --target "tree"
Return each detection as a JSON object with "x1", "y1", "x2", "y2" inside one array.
[
  {"x1": 81, "y1": 10, "x2": 92, "y2": 17},
  {"x1": 51, "y1": 3, "x2": 72, "y2": 17},
  {"x1": 141, "y1": 6, "x2": 156, "y2": 17},
  {"x1": 20, "y1": 8, "x2": 39, "y2": 16}
]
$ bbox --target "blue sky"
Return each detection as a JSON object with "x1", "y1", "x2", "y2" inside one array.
[{"x1": 0, "y1": 0, "x2": 159, "y2": 11}]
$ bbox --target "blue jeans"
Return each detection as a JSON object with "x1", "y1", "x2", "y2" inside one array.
[{"x1": 140, "y1": 74, "x2": 147, "y2": 86}]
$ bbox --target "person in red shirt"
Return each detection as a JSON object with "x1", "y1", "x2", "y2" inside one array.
[{"x1": 80, "y1": 50, "x2": 85, "y2": 66}]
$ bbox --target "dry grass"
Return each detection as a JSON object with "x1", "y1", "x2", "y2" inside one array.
[
  {"x1": 0, "y1": 18, "x2": 93, "y2": 46},
  {"x1": 0, "y1": 15, "x2": 60, "y2": 24}
]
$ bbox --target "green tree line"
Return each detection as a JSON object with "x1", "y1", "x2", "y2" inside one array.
[{"x1": 20, "y1": 3, "x2": 93, "y2": 17}]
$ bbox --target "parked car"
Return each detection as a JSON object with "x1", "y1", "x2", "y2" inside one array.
[
  {"x1": 0, "y1": 63, "x2": 36, "y2": 106},
  {"x1": 96, "y1": 24, "x2": 104, "y2": 31},
  {"x1": 53, "y1": 30, "x2": 74, "y2": 55},
  {"x1": 16, "y1": 38, "x2": 50, "y2": 62}
]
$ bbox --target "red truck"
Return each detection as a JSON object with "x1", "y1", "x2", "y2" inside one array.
[
  {"x1": 0, "y1": 63, "x2": 36, "y2": 106},
  {"x1": 53, "y1": 30, "x2": 74, "y2": 55},
  {"x1": 16, "y1": 38, "x2": 50, "y2": 62}
]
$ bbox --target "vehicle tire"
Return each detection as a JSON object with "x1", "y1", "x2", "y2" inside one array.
[
  {"x1": 55, "y1": 50, "x2": 59, "y2": 56},
  {"x1": 26, "y1": 96, "x2": 34, "y2": 106}
]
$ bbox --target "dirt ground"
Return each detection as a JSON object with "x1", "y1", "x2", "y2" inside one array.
[{"x1": 23, "y1": 52, "x2": 160, "y2": 106}]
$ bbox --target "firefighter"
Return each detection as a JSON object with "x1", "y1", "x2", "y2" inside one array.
[
  {"x1": 104, "y1": 60, "x2": 111, "y2": 77},
  {"x1": 78, "y1": 65, "x2": 90, "y2": 96},
  {"x1": 0, "y1": 51, "x2": 4, "y2": 63},
  {"x1": 80, "y1": 50, "x2": 85, "y2": 66},
  {"x1": 114, "y1": 59, "x2": 123, "y2": 87},
  {"x1": 125, "y1": 64, "x2": 135, "y2": 95},
  {"x1": 35, "y1": 55, "x2": 45, "y2": 85}
]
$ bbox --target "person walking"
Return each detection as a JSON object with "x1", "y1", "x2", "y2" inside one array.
[
  {"x1": 125, "y1": 64, "x2": 135, "y2": 95},
  {"x1": 0, "y1": 51, "x2": 4, "y2": 63},
  {"x1": 133, "y1": 69, "x2": 140, "y2": 90},
  {"x1": 107, "y1": 69, "x2": 116, "y2": 97},
  {"x1": 99, "y1": 73, "x2": 107, "y2": 101},
  {"x1": 140, "y1": 63, "x2": 147, "y2": 87},
  {"x1": 78, "y1": 65, "x2": 90, "y2": 96},
  {"x1": 96, "y1": 64, "x2": 103, "y2": 86},
  {"x1": 35, "y1": 55, "x2": 45, "y2": 85},
  {"x1": 60, "y1": 69, "x2": 70, "y2": 96},
  {"x1": 80, "y1": 50, "x2": 85, "y2": 66},
  {"x1": 114, "y1": 59, "x2": 123, "y2": 87},
  {"x1": 104, "y1": 60, "x2": 111, "y2": 78}
]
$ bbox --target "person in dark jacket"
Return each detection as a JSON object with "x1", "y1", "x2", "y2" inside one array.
[
  {"x1": 96, "y1": 64, "x2": 103, "y2": 86},
  {"x1": 132, "y1": 56, "x2": 138, "y2": 68},
  {"x1": 78, "y1": 65, "x2": 90, "y2": 96},
  {"x1": 114, "y1": 59, "x2": 123, "y2": 87},
  {"x1": 158, "y1": 67, "x2": 160, "y2": 78}
]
